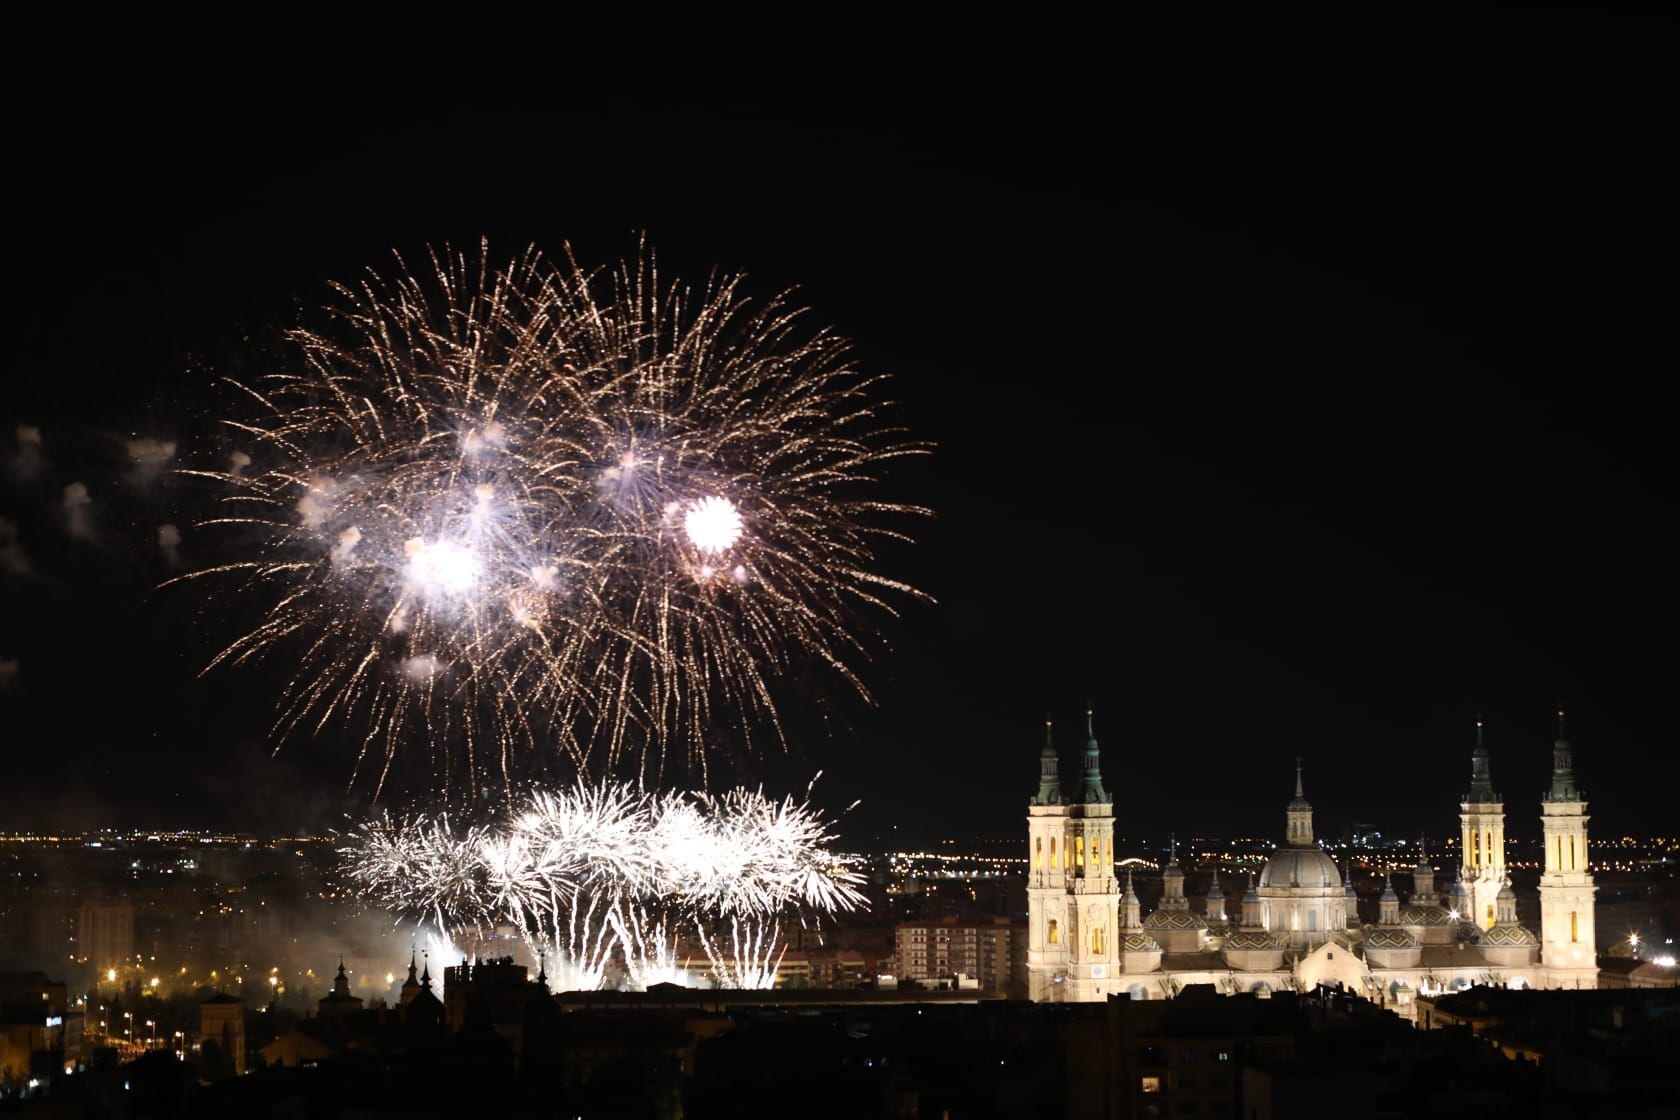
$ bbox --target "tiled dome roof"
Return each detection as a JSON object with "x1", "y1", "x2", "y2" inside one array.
[
  {"x1": 1481, "y1": 923, "x2": 1539, "y2": 947},
  {"x1": 1144, "y1": 909, "x2": 1208, "y2": 931},
  {"x1": 1222, "y1": 929, "x2": 1287, "y2": 951},
  {"x1": 1120, "y1": 933, "x2": 1162, "y2": 953},
  {"x1": 1402, "y1": 904, "x2": 1456, "y2": 926},
  {"x1": 1364, "y1": 927, "x2": 1419, "y2": 950}
]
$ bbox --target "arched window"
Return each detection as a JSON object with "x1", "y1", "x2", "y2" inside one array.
[
  {"x1": 1568, "y1": 836, "x2": 1576, "y2": 870},
  {"x1": 1034, "y1": 837, "x2": 1042, "y2": 870},
  {"x1": 1050, "y1": 837, "x2": 1057, "y2": 869},
  {"x1": 1048, "y1": 919, "x2": 1060, "y2": 945},
  {"x1": 1307, "y1": 910, "x2": 1317, "y2": 932},
  {"x1": 1471, "y1": 830, "x2": 1479, "y2": 867},
  {"x1": 1076, "y1": 836, "x2": 1085, "y2": 868},
  {"x1": 1486, "y1": 904, "x2": 1494, "y2": 927},
  {"x1": 1091, "y1": 927, "x2": 1104, "y2": 954},
  {"x1": 1570, "y1": 911, "x2": 1578, "y2": 942}
]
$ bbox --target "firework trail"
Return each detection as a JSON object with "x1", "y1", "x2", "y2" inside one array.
[
  {"x1": 177, "y1": 242, "x2": 927, "y2": 795},
  {"x1": 339, "y1": 778, "x2": 865, "y2": 990}
]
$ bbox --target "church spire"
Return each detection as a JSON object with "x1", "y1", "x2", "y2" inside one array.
[
  {"x1": 1032, "y1": 713, "x2": 1062, "y2": 805},
  {"x1": 1078, "y1": 703, "x2": 1109, "y2": 804},
  {"x1": 1548, "y1": 707, "x2": 1580, "y2": 801},
  {"x1": 1285, "y1": 757, "x2": 1314, "y2": 846},
  {"x1": 1467, "y1": 714, "x2": 1498, "y2": 802}
]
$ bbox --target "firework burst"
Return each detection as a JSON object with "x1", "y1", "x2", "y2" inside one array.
[
  {"x1": 339, "y1": 778, "x2": 865, "y2": 991},
  {"x1": 177, "y1": 242, "x2": 926, "y2": 794}
]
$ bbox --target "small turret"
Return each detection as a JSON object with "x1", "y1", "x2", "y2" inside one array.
[
  {"x1": 1284, "y1": 758, "x2": 1314, "y2": 846},
  {"x1": 399, "y1": 948, "x2": 421, "y2": 1008},
  {"x1": 1548, "y1": 708, "x2": 1581, "y2": 802},
  {"x1": 1032, "y1": 714, "x2": 1062, "y2": 805},
  {"x1": 332, "y1": 957, "x2": 351, "y2": 998},
  {"x1": 1078, "y1": 705, "x2": 1109, "y2": 804},
  {"x1": 1495, "y1": 879, "x2": 1519, "y2": 926},
  {"x1": 1240, "y1": 872, "x2": 1264, "y2": 929},
  {"x1": 1467, "y1": 715, "x2": 1499, "y2": 802},
  {"x1": 1449, "y1": 869, "x2": 1472, "y2": 920},
  {"x1": 1161, "y1": 834, "x2": 1186, "y2": 907},
  {"x1": 1121, "y1": 870, "x2": 1141, "y2": 927},
  {"x1": 1378, "y1": 873, "x2": 1400, "y2": 925},
  {"x1": 1412, "y1": 842, "x2": 1435, "y2": 902},
  {"x1": 1205, "y1": 877, "x2": 1227, "y2": 924}
]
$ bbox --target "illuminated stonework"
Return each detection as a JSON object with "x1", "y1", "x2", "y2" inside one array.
[{"x1": 1024, "y1": 715, "x2": 1599, "y2": 1017}]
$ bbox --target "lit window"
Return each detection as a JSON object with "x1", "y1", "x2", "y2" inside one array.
[
  {"x1": 1571, "y1": 911, "x2": 1578, "y2": 942},
  {"x1": 1076, "y1": 835, "x2": 1085, "y2": 867},
  {"x1": 1035, "y1": 838, "x2": 1042, "y2": 870},
  {"x1": 1092, "y1": 927, "x2": 1104, "y2": 954},
  {"x1": 1140, "y1": 1075, "x2": 1161, "y2": 1093},
  {"x1": 1049, "y1": 919, "x2": 1060, "y2": 945}
]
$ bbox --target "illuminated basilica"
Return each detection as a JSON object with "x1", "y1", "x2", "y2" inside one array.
[{"x1": 1025, "y1": 712, "x2": 1598, "y2": 1017}]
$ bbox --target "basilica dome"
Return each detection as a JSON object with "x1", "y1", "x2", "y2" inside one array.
[{"x1": 1258, "y1": 846, "x2": 1343, "y2": 891}]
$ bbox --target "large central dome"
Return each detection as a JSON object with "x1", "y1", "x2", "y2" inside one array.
[{"x1": 1258, "y1": 846, "x2": 1342, "y2": 890}]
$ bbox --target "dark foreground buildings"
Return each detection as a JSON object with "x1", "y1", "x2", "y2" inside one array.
[{"x1": 6, "y1": 959, "x2": 1678, "y2": 1118}]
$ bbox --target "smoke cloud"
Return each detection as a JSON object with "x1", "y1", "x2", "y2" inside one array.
[
  {"x1": 297, "y1": 476, "x2": 338, "y2": 530},
  {"x1": 401, "y1": 654, "x2": 440, "y2": 681},
  {"x1": 229, "y1": 450, "x2": 252, "y2": 477},
  {"x1": 14, "y1": 424, "x2": 43, "y2": 477},
  {"x1": 0, "y1": 517, "x2": 27, "y2": 575},
  {"x1": 330, "y1": 526, "x2": 361, "y2": 567},
  {"x1": 62, "y1": 482, "x2": 93, "y2": 539},
  {"x1": 158, "y1": 523, "x2": 182, "y2": 565},
  {"x1": 126, "y1": 438, "x2": 177, "y2": 481}
]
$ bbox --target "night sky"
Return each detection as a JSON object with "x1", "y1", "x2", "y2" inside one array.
[{"x1": 2, "y1": 34, "x2": 1671, "y2": 846}]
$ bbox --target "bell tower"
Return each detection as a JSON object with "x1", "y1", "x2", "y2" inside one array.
[
  {"x1": 1459, "y1": 716, "x2": 1506, "y2": 929},
  {"x1": 1026, "y1": 715, "x2": 1070, "y2": 1000},
  {"x1": 1538, "y1": 710, "x2": 1597, "y2": 987}
]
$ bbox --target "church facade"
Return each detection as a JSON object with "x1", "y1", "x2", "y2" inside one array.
[{"x1": 1025, "y1": 712, "x2": 1597, "y2": 1018}]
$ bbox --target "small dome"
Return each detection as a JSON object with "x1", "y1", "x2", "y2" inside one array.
[
  {"x1": 1258, "y1": 847, "x2": 1342, "y2": 891},
  {"x1": 1481, "y1": 923, "x2": 1539, "y2": 947},
  {"x1": 1222, "y1": 929, "x2": 1288, "y2": 951},
  {"x1": 1144, "y1": 909, "x2": 1207, "y2": 931},
  {"x1": 1364, "y1": 927, "x2": 1419, "y2": 950},
  {"x1": 1401, "y1": 904, "x2": 1456, "y2": 926}
]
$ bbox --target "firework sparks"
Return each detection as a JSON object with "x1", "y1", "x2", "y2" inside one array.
[
  {"x1": 178, "y1": 242, "x2": 926, "y2": 793},
  {"x1": 339, "y1": 778, "x2": 865, "y2": 991}
]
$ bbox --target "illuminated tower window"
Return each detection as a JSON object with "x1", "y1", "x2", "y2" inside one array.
[
  {"x1": 1471, "y1": 830, "x2": 1479, "y2": 867},
  {"x1": 1048, "y1": 919, "x2": 1060, "y2": 945},
  {"x1": 1034, "y1": 838, "x2": 1042, "y2": 869},
  {"x1": 1050, "y1": 838, "x2": 1057, "y2": 868},
  {"x1": 1076, "y1": 836, "x2": 1085, "y2": 867},
  {"x1": 1570, "y1": 911, "x2": 1578, "y2": 942},
  {"x1": 1091, "y1": 927, "x2": 1104, "y2": 954}
]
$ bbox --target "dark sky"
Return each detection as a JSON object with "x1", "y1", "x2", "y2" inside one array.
[{"x1": 1, "y1": 33, "x2": 1672, "y2": 847}]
